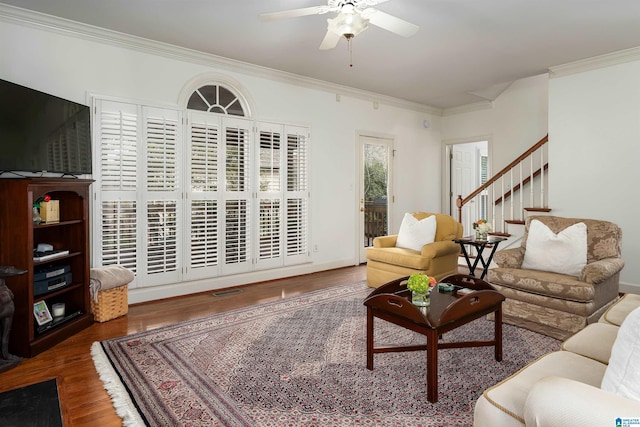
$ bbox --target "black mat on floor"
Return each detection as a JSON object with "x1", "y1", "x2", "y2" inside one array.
[{"x1": 0, "y1": 379, "x2": 63, "y2": 427}]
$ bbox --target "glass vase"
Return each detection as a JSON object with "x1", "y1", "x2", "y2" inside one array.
[
  {"x1": 32, "y1": 206, "x2": 42, "y2": 224},
  {"x1": 411, "y1": 290, "x2": 430, "y2": 307},
  {"x1": 475, "y1": 230, "x2": 487, "y2": 240}
]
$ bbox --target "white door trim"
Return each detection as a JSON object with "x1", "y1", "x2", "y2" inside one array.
[
  {"x1": 442, "y1": 135, "x2": 492, "y2": 226},
  {"x1": 356, "y1": 130, "x2": 395, "y2": 265}
]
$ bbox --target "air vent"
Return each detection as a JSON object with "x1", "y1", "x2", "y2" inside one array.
[{"x1": 212, "y1": 288, "x2": 241, "y2": 297}]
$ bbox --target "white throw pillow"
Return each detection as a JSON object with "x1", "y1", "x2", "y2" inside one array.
[
  {"x1": 395, "y1": 213, "x2": 436, "y2": 252},
  {"x1": 521, "y1": 219, "x2": 587, "y2": 277},
  {"x1": 601, "y1": 306, "x2": 640, "y2": 401}
]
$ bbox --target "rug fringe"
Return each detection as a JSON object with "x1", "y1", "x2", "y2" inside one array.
[{"x1": 91, "y1": 341, "x2": 147, "y2": 427}]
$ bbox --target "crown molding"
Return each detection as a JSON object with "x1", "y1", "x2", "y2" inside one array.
[
  {"x1": 549, "y1": 46, "x2": 640, "y2": 78},
  {"x1": 0, "y1": 3, "x2": 442, "y2": 116},
  {"x1": 442, "y1": 100, "x2": 493, "y2": 117}
]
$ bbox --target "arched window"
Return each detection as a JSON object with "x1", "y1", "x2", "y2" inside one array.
[
  {"x1": 93, "y1": 75, "x2": 308, "y2": 293},
  {"x1": 187, "y1": 84, "x2": 245, "y2": 116}
]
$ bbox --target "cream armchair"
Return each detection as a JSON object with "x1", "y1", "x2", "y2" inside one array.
[
  {"x1": 365, "y1": 212, "x2": 463, "y2": 288},
  {"x1": 487, "y1": 215, "x2": 624, "y2": 339}
]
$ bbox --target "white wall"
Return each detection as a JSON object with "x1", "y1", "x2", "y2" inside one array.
[
  {"x1": 0, "y1": 12, "x2": 443, "y2": 300},
  {"x1": 442, "y1": 56, "x2": 640, "y2": 292},
  {"x1": 440, "y1": 74, "x2": 549, "y2": 236},
  {"x1": 549, "y1": 59, "x2": 640, "y2": 293},
  {"x1": 442, "y1": 74, "x2": 549, "y2": 173}
]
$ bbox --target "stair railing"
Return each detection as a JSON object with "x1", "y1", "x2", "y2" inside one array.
[{"x1": 456, "y1": 135, "x2": 549, "y2": 234}]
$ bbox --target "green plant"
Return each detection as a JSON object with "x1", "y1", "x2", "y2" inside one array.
[
  {"x1": 364, "y1": 158, "x2": 387, "y2": 202},
  {"x1": 33, "y1": 194, "x2": 51, "y2": 209},
  {"x1": 406, "y1": 273, "x2": 436, "y2": 293}
]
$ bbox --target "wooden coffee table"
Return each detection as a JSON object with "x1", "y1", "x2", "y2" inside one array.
[{"x1": 363, "y1": 274, "x2": 505, "y2": 403}]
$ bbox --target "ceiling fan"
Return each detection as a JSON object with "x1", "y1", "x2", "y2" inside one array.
[{"x1": 260, "y1": 0, "x2": 419, "y2": 51}]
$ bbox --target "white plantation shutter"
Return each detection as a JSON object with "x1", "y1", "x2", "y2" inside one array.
[
  {"x1": 95, "y1": 100, "x2": 140, "y2": 280},
  {"x1": 225, "y1": 199, "x2": 249, "y2": 265},
  {"x1": 190, "y1": 200, "x2": 219, "y2": 269},
  {"x1": 146, "y1": 200, "x2": 178, "y2": 274},
  {"x1": 146, "y1": 115, "x2": 178, "y2": 191},
  {"x1": 93, "y1": 95, "x2": 311, "y2": 290},
  {"x1": 99, "y1": 103, "x2": 138, "y2": 191},
  {"x1": 190, "y1": 117, "x2": 219, "y2": 193},
  {"x1": 285, "y1": 126, "x2": 310, "y2": 264},
  {"x1": 222, "y1": 118, "x2": 252, "y2": 274},
  {"x1": 186, "y1": 111, "x2": 222, "y2": 279},
  {"x1": 141, "y1": 107, "x2": 181, "y2": 285},
  {"x1": 255, "y1": 123, "x2": 283, "y2": 269},
  {"x1": 258, "y1": 199, "x2": 281, "y2": 261},
  {"x1": 101, "y1": 200, "x2": 138, "y2": 272}
]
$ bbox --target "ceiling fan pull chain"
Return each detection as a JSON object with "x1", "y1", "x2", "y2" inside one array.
[{"x1": 347, "y1": 35, "x2": 354, "y2": 67}]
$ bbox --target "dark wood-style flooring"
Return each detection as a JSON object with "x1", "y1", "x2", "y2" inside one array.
[{"x1": 0, "y1": 266, "x2": 367, "y2": 426}]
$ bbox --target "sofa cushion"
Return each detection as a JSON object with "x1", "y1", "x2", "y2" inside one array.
[
  {"x1": 561, "y1": 322, "x2": 619, "y2": 364},
  {"x1": 395, "y1": 213, "x2": 436, "y2": 252},
  {"x1": 491, "y1": 282, "x2": 598, "y2": 317},
  {"x1": 499, "y1": 297, "x2": 589, "y2": 339},
  {"x1": 601, "y1": 306, "x2": 640, "y2": 401},
  {"x1": 600, "y1": 293, "x2": 640, "y2": 326},
  {"x1": 522, "y1": 219, "x2": 587, "y2": 277},
  {"x1": 366, "y1": 248, "x2": 432, "y2": 270},
  {"x1": 524, "y1": 377, "x2": 640, "y2": 427},
  {"x1": 482, "y1": 351, "x2": 606, "y2": 424},
  {"x1": 488, "y1": 268, "x2": 596, "y2": 303}
]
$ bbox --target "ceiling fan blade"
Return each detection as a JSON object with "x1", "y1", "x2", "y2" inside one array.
[
  {"x1": 357, "y1": 0, "x2": 391, "y2": 7},
  {"x1": 319, "y1": 30, "x2": 342, "y2": 50},
  {"x1": 363, "y1": 9, "x2": 419, "y2": 37},
  {"x1": 259, "y1": 6, "x2": 329, "y2": 21}
]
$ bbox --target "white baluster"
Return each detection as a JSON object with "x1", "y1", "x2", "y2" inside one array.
[
  {"x1": 508, "y1": 169, "x2": 513, "y2": 223},
  {"x1": 529, "y1": 153, "x2": 534, "y2": 208},
  {"x1": 519, "y1": 161, "x2": 523, "y2": 221},
  {"x1": 540, "y1": 144, "x2": 545, "y2": 208}
]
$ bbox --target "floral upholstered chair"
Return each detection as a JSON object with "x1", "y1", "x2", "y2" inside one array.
[{"x1": 487, "y1": 215, "x2": 624, "y2": 339}]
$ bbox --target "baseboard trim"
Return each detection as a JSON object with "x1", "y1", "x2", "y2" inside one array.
[
  {"x1": 127, "y1": 260, "x2": 355, "y2": 304},
  {"x1": 619, "y1": 282, "x2": 640, "y2": 295}
]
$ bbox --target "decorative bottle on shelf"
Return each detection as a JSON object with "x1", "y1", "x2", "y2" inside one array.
[{"x1": 32, "y1": 207, "x2": 42, "y2": 225}]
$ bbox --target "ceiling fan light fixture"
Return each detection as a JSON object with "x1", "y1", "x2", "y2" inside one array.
[{"x1": 328, "y1": 10, "x2": 369, "y2": 38}]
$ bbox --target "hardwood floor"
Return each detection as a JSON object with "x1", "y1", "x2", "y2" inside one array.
[{"x1": 0, "y1": 266, "x2": 367, "y2": 426}]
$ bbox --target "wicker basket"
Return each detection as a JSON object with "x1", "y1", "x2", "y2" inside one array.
[{"x1": 91, "y1": 284, "x2": 128, "y2": 322}]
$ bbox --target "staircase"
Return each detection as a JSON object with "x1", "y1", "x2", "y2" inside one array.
[{"x1": 456, "y1": 135, "x2": 550, "y2": 257}]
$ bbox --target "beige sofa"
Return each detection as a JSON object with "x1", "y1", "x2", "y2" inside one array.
[
  {"x1": 488, "y1": 215, "x2": 624, "y2": 339},
  {"x1": 473, "y1": 293, "x2": 640, "y2": 426},
  {"x1": 365, "y1": 212, "x2": 463, "y2": 288}
]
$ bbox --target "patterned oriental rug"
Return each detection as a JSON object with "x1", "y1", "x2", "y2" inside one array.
[{"x1": 92, "y1": 281, "x2": 560, "y2": 427}]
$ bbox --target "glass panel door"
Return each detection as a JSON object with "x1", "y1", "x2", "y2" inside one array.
[{"x1": 359, "y1": 135, "x2": 392, "y2": 263}]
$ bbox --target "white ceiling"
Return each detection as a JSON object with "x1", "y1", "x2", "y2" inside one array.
[{"x1": 2, "y1": 0, "x2": 640, "y2": 109}]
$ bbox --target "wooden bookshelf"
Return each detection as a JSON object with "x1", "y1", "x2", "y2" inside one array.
[{"x1": 0, "y1": 178, "x2": 93, "y2": 357}]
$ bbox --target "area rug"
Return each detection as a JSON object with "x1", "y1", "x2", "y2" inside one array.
[
  {"x1": 92, "y1": 281, "x2": 560, "y2": 426},
  {"x1": 0, "y1": 379, "x2": 63, "y2": 427}
]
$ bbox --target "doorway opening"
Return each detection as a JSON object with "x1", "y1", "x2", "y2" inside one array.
[
  {"x1": 445, "y1": 139, "x2": 489, "y2": 235},
  {"x1": 358, "y1": 134, "x2": 393, "y2": 263}
]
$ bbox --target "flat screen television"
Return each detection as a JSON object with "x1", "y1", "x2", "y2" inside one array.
[{"x1": 0, "y1": 78, "x2": 92, "y2": 175}]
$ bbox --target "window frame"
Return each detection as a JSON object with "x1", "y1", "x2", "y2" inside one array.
[{"x1": 92, "y1": 91, "x2": 310, "y2": 290}]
